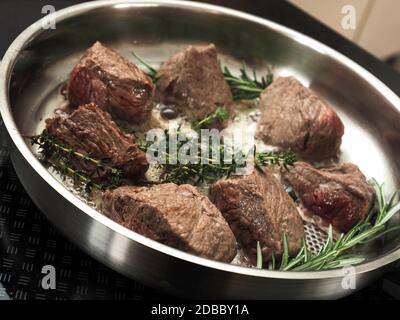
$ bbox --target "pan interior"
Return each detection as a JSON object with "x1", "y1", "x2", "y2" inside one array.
[{"x1": 7, "y1": 3, "x2": 400, "y2": 268}]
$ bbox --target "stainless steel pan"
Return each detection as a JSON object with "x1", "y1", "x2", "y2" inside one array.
[{"x1": 1, "y1": 0, "x2": 400, "y2": 299}]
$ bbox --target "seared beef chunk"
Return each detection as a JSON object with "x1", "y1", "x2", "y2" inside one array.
[
  {"x1": 281, "y1": 162, "x2": 375, "y2": 234},
  {"x1": 209, "y1": 167, "x2": 304, "y2": 264},
  {"x1": 256, "y1": 76, "x2": 344, "y2": 160},
  {"x1": 102, "y1": 184, "x2": 237, "y2": 262},
  {"x1": 46, "y1": 103, "x2": 148, "y2": 180},
  {"x1": 67, "y1": 42, "x2": 154, "y2": 123},
  {"x1": 155, "y1": 44, "x2": 233, "y2": 126}
]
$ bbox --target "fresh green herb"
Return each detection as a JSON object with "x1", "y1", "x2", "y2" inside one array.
[
  {"x1": 162, "y1": 147, "x2": 295, "y2": 185},
  {"x1": 255, "y1": 149, "x2": 297, "y2": 170},
  {"x1": 257, "y1": 180, "x2": 400, "y2": 271},
  {"x1": 48, "y1": 157, "x2": 104, "y2": 192},
  {"x1": 268, "y1": 253, "x2": 276, "y2": 270},
  {"x1": 30, "y1": 130, "x2": 123, "y2": 191},
  {"x1": 256, "y1": 241, "x2": 263, "y2": 269},
  {"x1": 159, "y1": 135, "x2": 243, "y2": 185},
  {"x1": 191, "y1": 106, "x2": 230, "y2": 130},
  {"x1": 223, "y1": 63, "x2": 273, "y2": 100},
  {"x1": 279, "y1": 233, "x2": 290, "y2": 270},
  {"x1": 140, "y1": 126, "x2": 296, "y2": 185},
  {"x1": 131, "y1": 50, "x2": 273, "y2": 100},
  {"x1": 131, "y1": 51, "x2": 158, "y2": 81}
]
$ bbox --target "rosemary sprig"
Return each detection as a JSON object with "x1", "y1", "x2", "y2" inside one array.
[
  {"x1": 131, "y1": 50, "x2": 273, "y2": 100},
  {"x1": 257, "y1": 180, "x2": 400, "y2": 271},
  {"x1": 131, "y1": 51, "x2": 158, "y2": 81},
  {"x1": 30, "y1": 130, "x2": 123, "y2": 191},
  {"x1": 191, "y1": 106, "x2": 230, "y2": 130},
  {"x1": 223, "y1": 63, "x2": 273, "y2": 100}
]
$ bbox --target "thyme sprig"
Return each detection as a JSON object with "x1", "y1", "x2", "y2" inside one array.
[
  {"x1": 161, "y1": 149, "x2": 296, "y2": 185},
  {"x1": 48, "y1": 158, "x2": 104, "y2": 192},
  {"x1": 258, "y1": 180, "x2": 400, "y2": 271},
  {"x1": 255, "y1": 150, "x2": 297, "y2": 170},
  {"x1": 140, "y1": 124, "x2": 296, "y2": 185},
  {"x1": 191, "y1": 106, "x2": 230, "y2": 130},
  {"x1": 30, "y1": 131, "x2": 123, "y2": 191},
  {"x1": 223, "y1": 63, "x2": 273, "y2": 100}
]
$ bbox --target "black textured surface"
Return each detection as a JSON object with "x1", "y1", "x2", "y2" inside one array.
[{"x1": 0, "y1": 0, "x2": 400, "y2": 301}]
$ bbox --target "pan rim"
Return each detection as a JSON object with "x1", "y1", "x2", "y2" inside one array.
[{"x1": 1, "y1": 0, "x2": 400, "y2": 281}]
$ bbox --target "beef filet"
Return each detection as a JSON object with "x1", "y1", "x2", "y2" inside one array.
[
  {"x1": 67, "y1": 41, "x2": 154, "y2": 123},
  {"x1": 155, "y1": 44, "x2": 233, "y2": 126},
  {"x1": 102, "y1": 183, "x2": 237, "y2": 262},
  {"x1": 281, "y1": 162, "x2": 375, "y2": 234},
  {"x1": 256, "y1": 76, "x2": 344, "y2": 160},
  {"x1": 46, "y1": 103, "x2": 148, "y2": 180},
  {"x1": 209, "y1": 167, "x2": 304, "y2": 263}
]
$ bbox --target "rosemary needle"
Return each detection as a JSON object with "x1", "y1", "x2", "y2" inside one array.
[
  {"x1": 222, "y1": 63, "x2": 273, "y2": 100},
  {"x1": 131, "y1": 51, "x2": 158, "y2": 81},
  {"x1": 256, "y1": 241, "x2": 263, "y2": 269}
]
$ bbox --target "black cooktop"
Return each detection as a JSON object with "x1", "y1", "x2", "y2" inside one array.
[{"x1": 1, "y1": 0, "x2": 400, "y2": 300}]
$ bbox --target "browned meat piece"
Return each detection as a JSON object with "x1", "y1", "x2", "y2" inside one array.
[
  {"x1": 209, "y1": 167, "x2": 304, "y2": 264},
  {"x1": 256, "y1": 76, "x2": 344, "y2": 160},
  {"x1": 67, "y1": 41, "x2": 154, "y2": 123},
  {"x1": 46, "y1": 103, "x2": 148, "y2": 180},
  {"x1": 281, "y1": 162, "x2": 375, "y2": 234},
  {"x1": 155, "y1": 44, "x2": 233, "y2": 126},
  {"x1": 102, "y1": 183, "x2": 237, "y2": 262}
]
